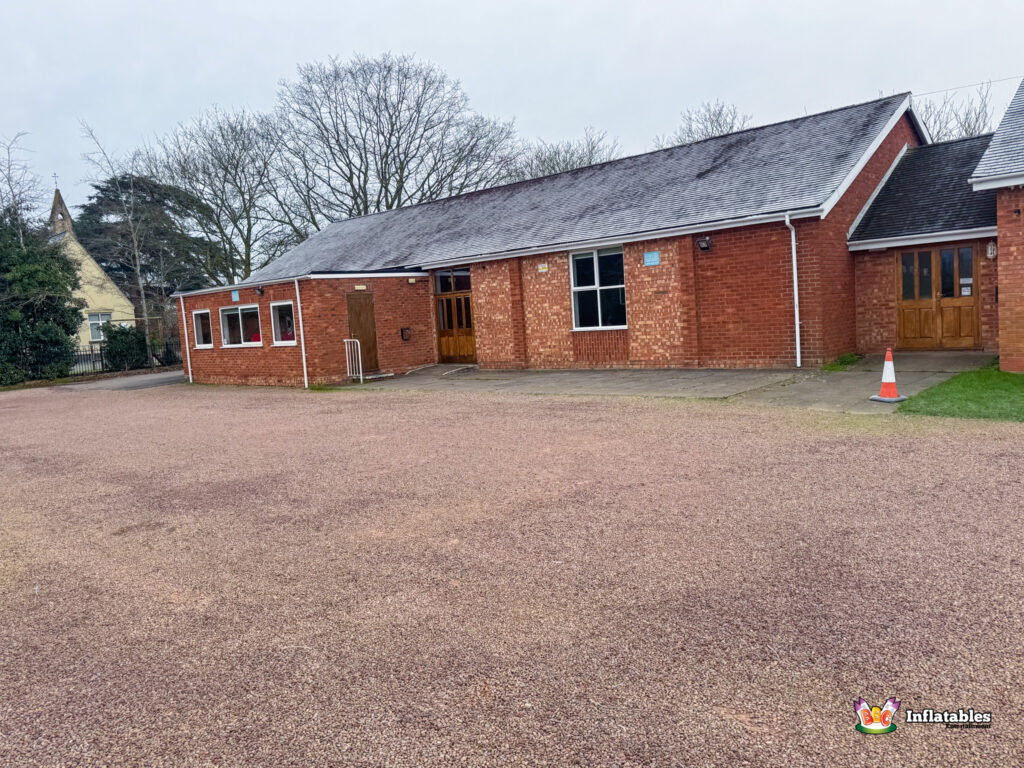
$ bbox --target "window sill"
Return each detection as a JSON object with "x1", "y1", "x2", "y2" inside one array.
[
  {"x1": 571, "y1": 325, "x2": 628, "y2": 332},
  {"x1": 272, "y1": 341, "x2": 297, "y2": 347},
  {"x1": 222, "y1": 342, "x2": 263, "y2": 348},
  {"x1": 194, "y1": 344, "x2": 213, "y2": 350}
]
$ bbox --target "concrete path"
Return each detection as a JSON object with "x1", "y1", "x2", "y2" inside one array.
[
  {"x1": 61, "y1": 369, "x2": 186, "y2": 391},
  {"x1": 368, "y1": 351, "x2": 993, "y2": 413}
]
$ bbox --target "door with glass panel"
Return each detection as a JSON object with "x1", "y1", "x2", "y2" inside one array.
[
  {"x1": 435, "y1": 268, "x2": 476, "y2": 363},
  {"x1": 896, "y1": 245, "x2": 978, "y2": 349}
]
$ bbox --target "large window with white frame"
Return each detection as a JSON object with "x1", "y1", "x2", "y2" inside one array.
[
  {"x1": 219, "y1": 305, "x2": 262, "y2": 346},
  {"x1": 192, "y1": 310, "x2": 213, "y2": 348},
  {"x1": 270, "y1": 301, "x2": 296, "y2": 345},
  {"x1": 571, "y1": 248, "x2": 626, "y2": 329}
]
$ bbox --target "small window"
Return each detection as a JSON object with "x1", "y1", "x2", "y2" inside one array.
[
  {"x1": 271, "y1": 302, "x2": 296, "y2": 345},
  {"x1": 193, "y1": 310, "x2": 213, "y2": 348},
  {"x1": 88, "y1": 312, "x2": 113, "y2": 342},
  {"x1": 220, "y1": 305, "x2": 261, "y2": 346},
  {"x1": 571, "y1": 248, "x2": 626, "y2": 329},
  {"x1": 435, "y1": 268, "x2": 471, "y2": 293}
]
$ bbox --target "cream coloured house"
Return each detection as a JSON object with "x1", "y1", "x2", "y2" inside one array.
[{"x1": 49, "y1": 189, "x2": 137, "y2": 346}]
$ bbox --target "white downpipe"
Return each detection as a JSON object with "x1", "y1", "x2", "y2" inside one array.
[
  {"x1": 179, "y1": 295, "x2": 193, "y2": 383},
  {"x1": 294, "y1": 278, "x2": 309, "y2": 389},
  {"x1": 785, "y1": 213, "x2": 802, "y2": 368}
]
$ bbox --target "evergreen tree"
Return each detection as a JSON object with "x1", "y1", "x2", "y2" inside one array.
[{"x1": 0, "y1": 207, "x2": 83, "y2": 383}]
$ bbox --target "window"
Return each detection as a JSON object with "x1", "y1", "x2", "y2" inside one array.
[
  {"x1": 220, "y1": 305, "x2": 262, "y2": 346},
  {"x1": 435, "y1": 268, "x2": 471, "y2": 293},
  {"x1": 571, "y1": 248, "x2": 626, "y2": 329},
  {"x1": 87, "y1": 312, "x2": 112, "y2": 342},
  {"x1": 192, "y1": 310, "x2": 213, "y2": 348},
  {"x1": 271, "y1": 301, "x2": 296, "y2": 345}
]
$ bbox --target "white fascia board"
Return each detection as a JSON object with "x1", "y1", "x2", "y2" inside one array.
[
  {"x1": 307, "y1": 272, "x2": 430, "y2": 279},
  {"x1": 820, "y1": 95, "x2": 912, "y2": 220},
  {"x1": 847, "y1": 227, "x2": 997, "y2": 251},
  {"x1": 171, "y1": 275, "x2": 308, "y2": 298},
  {"x1": 413, "y1": 208, "x2": 822, "y2": 270},
  {"x1": 847, "y1": 144, "x2": 909, "y2": 240},
  {"x1": 969, "y1": 172, "x2": 1024, "y2": 191},
  {"x1": 172, "y1": 271, "x2": 429, "y2": 298}
]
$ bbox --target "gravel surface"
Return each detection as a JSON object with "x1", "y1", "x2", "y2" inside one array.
[{"x1": 1, "y1": 384, "x2": 1022, "y2": 767}]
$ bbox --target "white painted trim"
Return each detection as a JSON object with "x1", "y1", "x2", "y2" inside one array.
[
  {"x1": 847, "y1": 144, "x2": 909, "y2": 239},
  {"x1": 179, "y1": 296, "x2": 193, "y2": 383},
  {"x1": 568, "y1": 248, "x2": 627, "y2": 331},
  {"x1": 571, "y1": 326, "x2": 628, "y2": 332},
  {"x1": 219, "y1": 304, "x2": 263, "y2": 347},
  {"x1": 821, "y1": 96, "x2": 913, "y2": 220},
  {"x1": 173, "y1": 276, "x2": 302, "y2": 298},
  {"x1": 191, "y1": 309, "x2": 213, "y2": 349},
  {"x1": 416, "y1": 209, "x2": 823, "y2": 270},
  {"x1": 847, "y1": 227, "x2": 998, "y2": 251},
  {"x1": 306, "y1": 272, "x2": 430, "y2": 279},
  {"x1": 969, "y1": 172, "x2": 1024, "y2": 191},
  {"x1": 268, "y1": 300, "x2": 298, "y2": 346},
  {"x1": 784, "y1": 213, "x2": 801, "y2": 369},
  {"x1": 294, "y1": 278, "x2": 309, "y2": 389},
  {"x1": 905, "y1": 103, "x2": 933, "y2": 145}
]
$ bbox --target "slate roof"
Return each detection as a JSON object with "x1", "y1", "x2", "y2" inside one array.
[
  {"x1": 244, "y1": 93, "x2": 912, "y2": 283},
  {"x1": 850, "y1": 134, "x2": 996, "y2": 243},
  {"x1": 971, "y1": 78, "x2": 1024, "y2": 183}
]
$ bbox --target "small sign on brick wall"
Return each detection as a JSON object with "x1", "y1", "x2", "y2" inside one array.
[
  {"x1": 643, "y1": 251, "x2": 660, "y2": 266},
  {"x1": 538, "y1": 263, "x2": 548, "y2": 273},
  {"x1": 231, "y1": 290, "x2": 239, "y2": 301}
]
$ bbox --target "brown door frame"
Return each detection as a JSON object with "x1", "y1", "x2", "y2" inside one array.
[
  {"x1": 346, "y1": 292, "x2": 380, "y2": 371},
  {"x1": 436, "y1": 291, "x2": 476, "y2": 363},
  {"x1": 895, "y1": 241, "x2": 981, "y2": 350}
]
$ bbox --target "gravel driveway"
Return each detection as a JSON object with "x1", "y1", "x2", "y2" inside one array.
[{"x1": 1, "y1": 385, "x2": 1022, "y2": 766}]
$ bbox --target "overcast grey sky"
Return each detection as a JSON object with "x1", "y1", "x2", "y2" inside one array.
[{"x1": 4, "y1": 0, "x2": 1022, "y2": 212}]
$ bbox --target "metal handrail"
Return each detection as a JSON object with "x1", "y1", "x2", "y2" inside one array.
[{"x1": 344, "y1": 338, "x2": 363, "y2": 383}]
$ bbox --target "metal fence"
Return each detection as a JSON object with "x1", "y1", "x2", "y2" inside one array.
[{"x1": 70, "y1": 337, "x2": 182, "y2": 376}]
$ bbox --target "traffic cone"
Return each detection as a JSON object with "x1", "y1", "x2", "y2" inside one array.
[{"x1": 869, "y1": 348, "x2": 907, "y2": 403}]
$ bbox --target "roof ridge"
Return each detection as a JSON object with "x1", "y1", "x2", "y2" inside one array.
[{"x1": 313, "y1": 91, "x2": 912, "y2": 228}]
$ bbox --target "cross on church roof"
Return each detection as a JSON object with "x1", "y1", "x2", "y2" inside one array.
[{"x1": 52, "y1": 173, "x2": 59, "y2": 188}]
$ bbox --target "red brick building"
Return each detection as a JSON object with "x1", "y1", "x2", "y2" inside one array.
[{"x1": 176, "y1": 84, "x2": 1024, "y2": 387}]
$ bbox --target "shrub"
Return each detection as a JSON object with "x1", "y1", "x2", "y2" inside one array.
[{"x1": 102, "y1": 323, "x2": 148, "y2": 370}]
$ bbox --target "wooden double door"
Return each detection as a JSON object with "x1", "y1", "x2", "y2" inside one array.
[
  {"x1": 896, "y1": 245, "x2": 980, "y2": 349},
  {"x1": 437, "y1": 292, "x2": 476, "y2": 363}
]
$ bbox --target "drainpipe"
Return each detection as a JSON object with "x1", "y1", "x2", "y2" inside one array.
[
  {"x1": 294, "y1": 277, "x2": 309, "y2": 389},
  {"x1": 179, "y1": 295, "x2": 193, "y2": 383},
  {"x1": 784, "y1": 213, "x2": 802, "y2": 368}
]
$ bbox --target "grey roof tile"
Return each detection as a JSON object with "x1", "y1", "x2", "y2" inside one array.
[
  {"x1": 972, "y1": 78, "x2": 1024, "y2": 182},
  {"x1": 850, "y1": 134, "x2": 996, "y2": 242},
  {"x1": 246, "y1": 93, "x2": 911, "y2": 282}
]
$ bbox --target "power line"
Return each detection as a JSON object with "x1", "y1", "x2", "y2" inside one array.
[{"x1": 913, "y1": 74, "x2": 1023, "y2": 99}]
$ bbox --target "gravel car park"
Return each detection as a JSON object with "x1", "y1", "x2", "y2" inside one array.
[{"x1": 1, "y1": 384, "x2": 1022, "y2": 766}]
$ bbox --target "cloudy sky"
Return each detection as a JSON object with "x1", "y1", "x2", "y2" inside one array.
[{"x1": 5, "y1": 0, "x2": 1023, "y2": 212}]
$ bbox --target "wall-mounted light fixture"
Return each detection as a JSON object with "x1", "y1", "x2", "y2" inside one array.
[
  {"x1": 400, "y1": 327, "x2": 412, "y2": 341},
  {"x1": 987, "y1": 240, "x2": 998, "y2": 260},
  {"x1": 255, "y1": 286, "x2": 265, "y2": 296},
  {"x1": 696, "y1": 236, "x2": 712, "y2": 252}
]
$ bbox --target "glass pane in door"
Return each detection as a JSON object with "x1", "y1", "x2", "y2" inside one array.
[
  {"x1": 918, "y1": 252, "x2": 932, "y2": 298},
  {"x1": 901, "y1": 253, "x2": 915, "y2": 299},
  {"x1": 958, "y1": 247, "x2": 973, "y2": 297},
  {"x1": 940, "y1": 249, "x2": 955, "y2": 298}
]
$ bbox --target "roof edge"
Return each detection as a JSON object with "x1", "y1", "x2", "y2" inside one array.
[
  {"x1": 969, "y1": 171, "x2": 1024, "y2": 191},
  {"x1": 848, "y1": 226, "x2": 997, "y2": 251}
]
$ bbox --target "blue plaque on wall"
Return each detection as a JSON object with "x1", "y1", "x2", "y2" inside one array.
[
  {"x1": 643, "y1": 251, "x2": 661, "y2": 266},
  {"x1": 231, "y1": 290, "x2": 239, "y2": 302}
]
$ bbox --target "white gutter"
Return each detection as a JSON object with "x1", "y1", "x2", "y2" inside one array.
[
  {"x1": 847, "y1": 226, "x2": 998, "y2": 251},
  {"x1": 969, "y1": 171, "x2": 1024, "y2": 191},
  {"x1": 171, "y1": 271, "x2": 429, "y2": 299},
  {"x1": 785, "y1": 213, "x2": 802, "y2": 369},
  {"x1": 178, "y1": 295, "x2": 193, "y2": 383},
  {"x1": 294, "y1": 278, "x2": 309, "y2": 389}
]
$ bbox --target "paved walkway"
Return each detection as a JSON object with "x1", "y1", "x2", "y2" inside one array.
[
  {"x1": 369, "y1": 351, "x2": 994, "y2": 414},
  {"x1": 60, "y1": 370, "x2": 185, "y2": 391}
]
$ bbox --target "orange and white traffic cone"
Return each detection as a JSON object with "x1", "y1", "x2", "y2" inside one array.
[{"x1": 869, "y1": 347, "x2": 907, "y2": 403}]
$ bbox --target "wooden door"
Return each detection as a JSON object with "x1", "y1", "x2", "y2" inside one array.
[
  {"x1": 346, "y1": 292, "x2": 379, "y2": 371},
  {"x1": 896, "y1": 246, "x2": 979, "y2": 349},
  {"x1": 437, "y1": 293, "x2": 476, "y2": 363}
]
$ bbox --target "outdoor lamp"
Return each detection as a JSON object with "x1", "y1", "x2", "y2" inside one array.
[{"x1": 696, "y1": 236, "x2": 712, "y2": 251}]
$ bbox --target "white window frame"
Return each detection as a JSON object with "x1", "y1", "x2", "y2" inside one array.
[
  {"x1": 219, "y1": 304, "x2": 262, "y2": 347},
  {"x1": 87, "y1": 312, "x2": 113, "y2": 342},
  {"x1": 192, "y1": 309, "x2": 213, "y2": 349},
  {"x1": 570, "y1": 248, "x2": 627, "y2": 331},
  {"x1": 269, "y1": 300, "x2": 298, "y2": 346}
]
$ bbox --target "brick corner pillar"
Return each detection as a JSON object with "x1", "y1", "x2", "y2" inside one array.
[{"x1": 996, "y1": 188, "x2": 1024, "y2": 372}]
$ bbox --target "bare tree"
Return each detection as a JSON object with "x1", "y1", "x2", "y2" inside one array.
[
  {"x1": 153, "y1": 108, "x2": 281, "y2": 284},
  {"x1": 81, "y1": 123, "x2": 155, "y2": 366},
  {"x1": 916, "y1": 83, "x2": 994, "y2": 142},
  {"x1": 271, "y1": 53, "x2": 519, "y2": 242},
  {"x1": 654, "y1": 100, "x2": 753, "y2": 149},
  {"x1": 514, "y1": 127, "x2": 621, "y2": 180},
  {"x1": 0, "y1": 133, "x2": 43, "y2": 246}
]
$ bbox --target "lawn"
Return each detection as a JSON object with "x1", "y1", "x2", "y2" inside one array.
[
  {"x1": 2, "y1": 384, "x2": 1023, "y2": 766},
  {"x1": 898, "y1": 361, "x2": 1024, "y2": 421}
]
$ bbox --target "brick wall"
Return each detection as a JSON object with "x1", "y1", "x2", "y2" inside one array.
[
  {"x1": 178, "y1": 276, "x2": 435, "y2": 386},
  {"x1": 996, "y1": 188, "x2": 1024, "y2": 371},
  {"x1": 470, "y1": 259, "x2": 527, "y2": 368}
]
